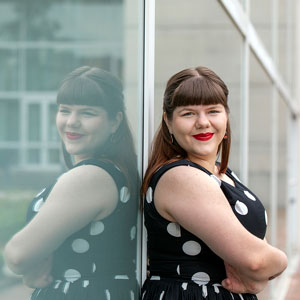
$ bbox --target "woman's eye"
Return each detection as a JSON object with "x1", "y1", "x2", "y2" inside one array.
[
  {"x1": 59, "y1": 109, "x2": 70, "y2": 114},
  {"x1": 82, "y1": 111, "x2": 96, "y2": 116},
  {"x1": 182, "y1": 112, "x2": 193, "y2": 116},
  {"x1": 209, "y1": 110, "x2": 220, "y2": 114}
]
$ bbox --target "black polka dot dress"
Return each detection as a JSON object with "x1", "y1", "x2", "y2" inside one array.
[
  {"x1": 141, "y1": 160, "x2": 267, "y2": 300},
  {"x1": 27, "y1": 159, "x2": 138, "y2": 300}
]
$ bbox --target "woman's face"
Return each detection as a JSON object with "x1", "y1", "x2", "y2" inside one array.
[
  {"x1": 56, "y1": 104, "x2": 120, "y2": 163},
  {"x1": 165, "y1": 104, "x2": 228, "y2": 164}
]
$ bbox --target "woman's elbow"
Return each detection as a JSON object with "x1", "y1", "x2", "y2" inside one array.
[
  {"x1": 246, "y1": 249, "x2": 288, "y2": 281},
  {"x1": 4, "y1": 241, "x2": 28, "y2": 275}
]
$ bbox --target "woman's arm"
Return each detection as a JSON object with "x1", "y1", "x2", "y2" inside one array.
[
  {"x1": 4, "y1": 164, "x2": 118, "y2": 275},
  {"x1": 154, "y1": 166, "x2": 288, "y2": 282}
]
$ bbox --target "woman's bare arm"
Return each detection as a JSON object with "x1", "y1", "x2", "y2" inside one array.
[
  {"x1": 4, "y1": 165, "x2": 118, "y2": 275},
  {"x1": 154, "y1": 166, "x2": 288, "y2": 282}
]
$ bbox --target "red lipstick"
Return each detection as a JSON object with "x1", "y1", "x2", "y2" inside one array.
[
  {"x1": 66, "y1": 132, "x2": 83, "y2": 140},
  {"x1": 193, "y1": 132, "x2": 214, "y2": 141}
]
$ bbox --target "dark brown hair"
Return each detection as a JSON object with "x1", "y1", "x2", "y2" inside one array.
[
  {"x1": 141, "y1": 66, "x2": 231, "y2": 196},
  {"x1": 57, "y1": 66, "x2": 138, "y2": 192}
]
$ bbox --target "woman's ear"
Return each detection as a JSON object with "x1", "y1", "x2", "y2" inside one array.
[{"x1": 112, "y1": 112, "x2": 123, "y2": 133}]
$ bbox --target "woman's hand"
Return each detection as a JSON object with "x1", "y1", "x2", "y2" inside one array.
[
  {"x1": 222, "y1": 262, "x2": 268, "y2": 294},
  {"x1": 23, "y1": 256, "x2": 53, "y2": 288}
]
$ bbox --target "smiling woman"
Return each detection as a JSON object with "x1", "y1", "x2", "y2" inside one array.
[
  {"x1": 140, "y1": 66, "x2": 287, "y2": 300},
  {"x1": 4, "y1": 66, "x2": 139, "y2": 300},
  {"x1": 56, "y1": 105, "x2": 122, "y2": 163}
]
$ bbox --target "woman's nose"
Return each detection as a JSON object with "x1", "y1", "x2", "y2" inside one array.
[
  {"x1": 66, "y1": 112, "x2": 80, "y2": 127},
  {"x1": 195, "y1": 113, "x2": 210, "y2": 128}
]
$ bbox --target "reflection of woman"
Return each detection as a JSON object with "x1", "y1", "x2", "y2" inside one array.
[
  {"x1": 141, "y1": 66, "x2": 287, "y2": 299},
  {"x1": 4, "y1": 66, "x2": 138, "y2": 299}
]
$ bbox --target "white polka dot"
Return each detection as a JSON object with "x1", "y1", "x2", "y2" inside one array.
[
  {"x1": 130, "y1": 290, "x2": 134, "y2": 300},
  {"x1": 176, "y1": 265, "x2": 180, "y2": 275},
  {"x1": 265, "y1": 210, "x2": 268, "y2": 226},
  {"x1": 235, "y1": 201, "x2": 248, "y2": 215},
  {"x1": 63, "y1": 282, "x2": 70, "y2": 294},
  {"x1": 54, "y1": 280, "x2": 62, "y2": 289},
  {"x1": 202, "y1": 285, "x2": 208, "y2": 297},
  {"x1": 64, "y1": 269, "x2": 81, "y2": 283},
  {"x1": 182, "y1": 241, "x2": 201, "y2": 256},
  {"x1": 82, "y1": 280, "x2": 89, "y2": 288},
  {"x1": 159, "y1": 291, "x2": 165, "y2": 300},
  {"x1": 105, "y1": 289, "x2": 111, "y2": 300},
  {"x1": 130, "y1": 226, "x2": 136, "y2": 240},
  {"x1": 120, "y1": 186, "x2": 130, "y2": 203},
  {"x1": 146, "y1": 187, "x2": 153, "y2": 203},
  {"x1": 231, "y1": 171, "x2": 241, "y2": 182},
  {"x1": 35, "y1": 188, "x2": 46, "y2": 198},
  {"x1": 33, "y1": 198, "x2": 44, "y2": 212},
  {"x1": 72, "y1": 239, "x2": 89, "y2": 253},
  {"x1": 210, "y1": 174, "x2": 221, "y2": 186},
  {"x1": 181, "y1": 282, "x2": 188, "y2": 290},
  {"x1": 150, "y1": 276, "x2": 160, "y2": 280},
  {"x1": 92, "y1": 263, "x2": 96, "y2": 273},
  {"x1": 244, "y1": 190, "x2": 256, "y2": 201},
  {"x1": 167, "y1": 222, "x2": 181, "y2": 237},
  {"x1": 213, "y1": 283, "x2": 221, "y2": 293},
  {"x1": 90, "y1": 221, "x2": 105, "y2": 235},
  {"x1": 191, "y1": 272, "x2": 210, "y2": 286},
  {"x1": 115, "y1": 275, "x2": 129, "y2": 279}
]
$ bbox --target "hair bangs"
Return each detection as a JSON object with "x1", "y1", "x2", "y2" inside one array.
[
  {"x1": 172, "y1": 76, "x2": 227, "y2": 108},
  {"x1": 57, "y1": 77, "x2": 107, "y2": 107}
]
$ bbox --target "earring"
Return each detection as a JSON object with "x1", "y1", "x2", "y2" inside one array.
[
  {"x1": 170, "y1": 133, "x2": 174, "y2": 144},
  {"x1": 223, "y1": 132, "x2": 228, "y2": 140}
]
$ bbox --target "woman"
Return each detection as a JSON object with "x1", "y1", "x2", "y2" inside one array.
[
  {"x1": 141, "y1": 66, "x2": 287, "y2": 299},
  {"x1": 4, "y1": 66, "x2": 139, "y2": 299}
]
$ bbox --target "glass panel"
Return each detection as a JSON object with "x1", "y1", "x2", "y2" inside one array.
[
  {"x1": 155, "y1": 0, "x2": 242, "y2": 173},
  {"x1": 48, "y1": 148, "x2": 60, "y2": 164},
  {"x1": 0, "y1": 149, "x2": 19, "y2": 170},
  {"x1": 27, "y1": 149, "x2": 40, "y2": 164},
  {"x1": 0, "y1": 0, "x2": 142, "y2": 298},
  {"x1": 48, "y1": 103, "x2": 59, "y2": 142},
  {"x1": 0, "y1": 49, "x2": 19, "y2": 91},
  {"x1": 0, "y1": 99, "x2": 20, "y2": 141},
  {"x1": 28, "y1": 103, "x2": 40, "y2": 141},
  {"x1": 26, "y1": 49, "x2": 122, "y2": 91}
]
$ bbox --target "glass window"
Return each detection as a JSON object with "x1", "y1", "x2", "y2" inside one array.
[
  {"x1": 0, "y1": 49, "x2": 19, "y2": 91},
  {"x1": 0, "y1": 0, "x2": 142, "y2": 298},
  {"x1": 27, "y1": 148, "x2": 40, "y2": 164},
  {"x1": 48, "y1": 103, "x2": 59, "y2": 142},
  {"x1": 28, "y1": 103, "x2": 40, "y2": 141},
  {"x1": 0, "y1": 99, "x2": 19, "y2": 141}
]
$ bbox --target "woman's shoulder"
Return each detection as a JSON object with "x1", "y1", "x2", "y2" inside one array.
[{"x1": 150, "y1": 159, "x2": 214, "y2": 190}]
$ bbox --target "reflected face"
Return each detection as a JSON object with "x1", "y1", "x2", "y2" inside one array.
[
  {"x1": 56, "y1": 104, "x2": 117, "y2": 162},
  {"x1": 166, "y1": 104, "x2": 227, "y2": 163}
]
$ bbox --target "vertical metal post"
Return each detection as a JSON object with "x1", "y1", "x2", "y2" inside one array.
[
  {"x1": 142, "y1": 0, "x2": 155, "y2": 286},
  {"x1": 270, "y1": 1, "x2": 279, "y2": 299},
  {"x1": 240, "y1": 0, "x2": 250, "y2": 184}
]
